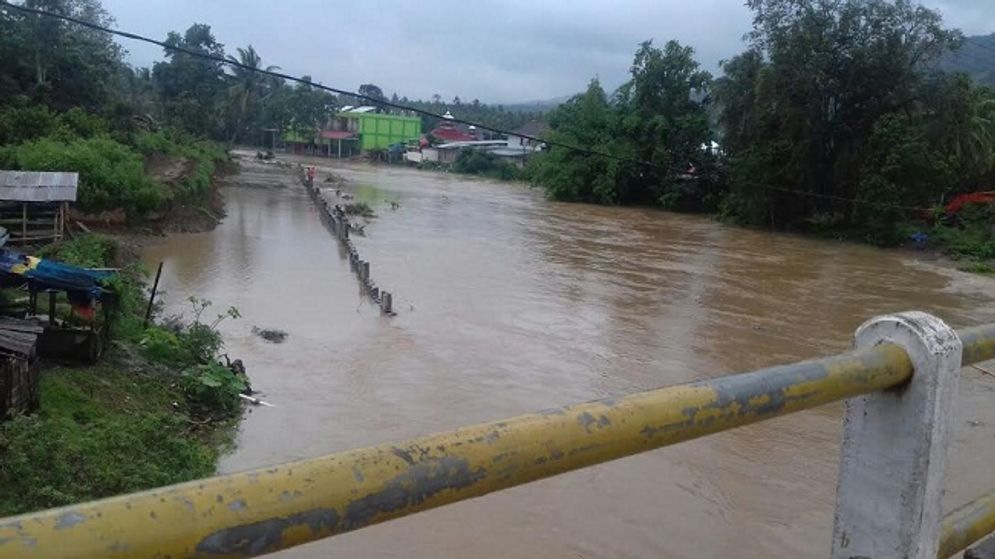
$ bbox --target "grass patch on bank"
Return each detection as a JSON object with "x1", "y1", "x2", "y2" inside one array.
[
  {"x1": 0, "y1": 235, "x2": 245, "y2": 516},
  {"x1": 0, "y1": 360, "x2": 225, "y2": 516}
]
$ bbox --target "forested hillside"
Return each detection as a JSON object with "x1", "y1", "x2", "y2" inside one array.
[{"x1": 939, "y1": 33, "x2": 995, "y2": 87}]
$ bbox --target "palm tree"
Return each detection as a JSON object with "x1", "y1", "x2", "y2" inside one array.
[
  {"x1": 226, "y1": 46, "x2": 280, "y2": 143},
  {"x1": 968, "y1": 88, "x2": 995, "y2": 174}
]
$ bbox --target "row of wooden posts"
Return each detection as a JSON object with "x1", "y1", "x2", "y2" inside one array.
[{"x1": 299, "y1": 166, "x2": 394, "y2": 315}]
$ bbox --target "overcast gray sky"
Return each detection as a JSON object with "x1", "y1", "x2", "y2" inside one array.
[{"x1": 101, "y1": 0, "x2": 995, "y2": 104}]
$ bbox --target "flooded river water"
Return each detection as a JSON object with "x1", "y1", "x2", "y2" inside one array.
[{"x1": 140, "y1": 156, "x2": 995, "y2": 558}]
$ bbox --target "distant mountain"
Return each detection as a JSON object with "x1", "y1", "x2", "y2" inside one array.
[
  {"x1": 938, "y1": 33, "x2": 995, "y2": 87},
  {"x1": 503, "y1": 94, "x2": 574, "y2": 113}
]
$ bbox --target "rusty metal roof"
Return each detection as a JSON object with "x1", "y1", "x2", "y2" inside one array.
[{"x1": 0, "y1": 171, "x2": 78, "y2": 202}]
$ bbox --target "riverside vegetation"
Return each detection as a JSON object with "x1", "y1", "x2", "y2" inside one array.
[
  {"x1": 527, "y1": 0, "x2": 995, "y2": 263},
  {"x1": 0, "y1": 235, "x2": 247, "y2": 516}
]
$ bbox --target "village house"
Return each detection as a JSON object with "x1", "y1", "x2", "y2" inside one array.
[
  {"x1": 505, "y1": 121, "x2": 549, "y2": 150},
  {"x1": 283, "y1": 107, "x2": 422, "y2": 158},
  {"x1": 428, "y1": 111, "x2": 480, "y2": 143}
]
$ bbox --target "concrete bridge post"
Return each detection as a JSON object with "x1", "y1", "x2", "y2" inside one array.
[{"x1": 831, "y1": 311, "x2": 962, "y2": 559}]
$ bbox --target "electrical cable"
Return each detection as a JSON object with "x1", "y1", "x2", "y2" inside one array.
[{"x1": 0, "y1": 0, "x2": 937, "y2": 214}]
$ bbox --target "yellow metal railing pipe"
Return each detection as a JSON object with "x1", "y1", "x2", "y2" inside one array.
[
  {"x1": 939, "y1": 489, "x2": 995, "y2": 558},
  {"x1": 959, "y1": 323, "x2": 995, "y2": 367},
  {"x1": 0, "y1": 343, "x2": 915, "y2": 559}
]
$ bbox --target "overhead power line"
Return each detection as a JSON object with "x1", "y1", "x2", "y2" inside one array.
[
  {"x1": 0, "y1": 0, "x2": 935, "y2": 214},
  {"x1": 965, "y1": 38, "x2": 995, "y2": 54},
  {"x1": 0, "y1": 0, "x2": 650, "y2": 169}
]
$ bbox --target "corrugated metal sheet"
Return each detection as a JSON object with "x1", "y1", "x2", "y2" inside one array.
[
  {"x1": 0, "y1": 317, "x2": 42, "y2": 357},
  {"x1": 0, "y1": 171, "x2": 78, "y2": 202}
]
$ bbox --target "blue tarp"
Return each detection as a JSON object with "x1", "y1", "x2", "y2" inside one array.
[{"x1": 0, "y1": 249, "x2": 113, "y2": 301}]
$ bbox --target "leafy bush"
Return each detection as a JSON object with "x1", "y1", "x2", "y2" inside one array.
[
  {"x1": 958, "y1": 262, "x2": 994, "y2": 274},
  {"x1": 453, "y1": 149, "x2": 521, "y2": 181},
  {"x1": 139, "y1": 297, "x2": 243, "y2": 419},
  {"x1": 180, "y1": 363, "x2": 246, "y2": 417},
  {"x1": 0, "y1": 105, "x2": 60, "y2": 145},
  {"x1": 141, "y1": 298, "x2": 237, "y2": 367},
  {"x1": 0, "y1": 106, "x2": 113, "y2": 146},
  {"x1": 132, "y1": 131, "x2": 178, "y2": 156},
  {"x1": 57, "y1": 107, "x2": 109, "y2": 139},
  {"x1": 139, "y1": 327, "x2": 183, "y2": 363},
  {"x1": 0, "y1": 136, "x2": 168, "y2": 216},
  {"x1": 343, "y1": 202, "x2": 375, "y2": 218},
  {"x1": 38, "y1": 234, "x2": 117, "y2": 268},
  {"x1": 932, "y1": 223, "x2": 995, "y2": 260},
  {"x1": 926, "y1": 204, "x2": 995, "y2": 260}
]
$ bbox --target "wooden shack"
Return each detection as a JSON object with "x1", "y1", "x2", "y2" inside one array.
[
  {"x1": 0, "y1": 171, "x2": 78, "y2": 244},
  {"x1": 0, "y1": 317, "x2": 43, "y2": 418}
]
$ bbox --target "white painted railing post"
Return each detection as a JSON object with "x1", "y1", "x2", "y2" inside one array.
[{"x1": 832, "y1": 311, "x2": 962, "y2": 559}]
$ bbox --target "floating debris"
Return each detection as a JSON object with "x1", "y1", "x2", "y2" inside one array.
[
  {"x1": 252, "y1": 326, "x2": 288, "y2": 343},
  {"x1": 239, "y1": 393, "x2": 275, "y2": 407}
]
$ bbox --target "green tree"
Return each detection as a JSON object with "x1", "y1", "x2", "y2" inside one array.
[
  {"x1": 287, "y1": 76, "x2": 336, "y2": 139},
  {"x1": 225, "y1": 45, "x2": 279, "y2": 143},
  {"x1": 529, "y1": 79, "x2": 622, "y2": 204},
  {"x1": 357, "y1": 83, "x2": 386, "y2": 112},
  {"x1": 715, "y1": 0, "x2": 962, "y2": 228},
  {"x1": 615, "y1": 40, "x2": 714, "y2": 207},
  {"x1": 531, "y1": 41, "x2": 714, "y2": 209},
  {"x1": 152, "y1": 24, "x2": 226, "y2": 138},
  {"x1": 0, "y1": 0, "x2": 123, "y2": 111}
]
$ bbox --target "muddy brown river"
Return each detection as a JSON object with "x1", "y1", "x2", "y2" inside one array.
[{"x1": 140, "y1": 155, "x2": 995, "y2": 558}]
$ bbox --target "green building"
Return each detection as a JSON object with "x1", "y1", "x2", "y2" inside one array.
[
  {"x1": 282, "y1": 109, "x2": 421, "y2": 157},
  {"x1": 342, "y1": 111, "x2": 421, "y2": 151}
]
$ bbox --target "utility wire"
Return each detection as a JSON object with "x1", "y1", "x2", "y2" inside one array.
[
  {"x1": 965, "y1": 38, "x2": 995, "y2": 54},
  {"x1": 0, "y1": 0, "x2": 935, "y2": 214},
  {"x1": 0, "y1": 0, "x2": 651, "y2": 169}
]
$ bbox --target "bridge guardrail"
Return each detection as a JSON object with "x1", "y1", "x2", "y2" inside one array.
[{"x1": 1, "y1": 312, "x2": 994, "y2": 558}]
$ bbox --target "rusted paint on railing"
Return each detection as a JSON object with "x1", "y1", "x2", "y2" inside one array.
[
  {"x1": 939, "y1": 488, "x2": 995, "y2": 558},
  {"x1": 0, "y1": 342, "x2": 915, "y2": 558}
]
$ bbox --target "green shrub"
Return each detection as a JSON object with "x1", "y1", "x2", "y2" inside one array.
[
  {"x1": 138, "y1": 327, "x2": 183, "y2": 363},
  {"x1": 932, "y1": 205, "x2": 995, "y2": 260},
  {"x1": 0, "y1": 105, "x2": 60, "y2": 145},
  {"x1": 180, "y1": 363, "x2": 246, "y2": 418},
  {"x1": 343, "y1": 202, "x2": 375, "y2": 218},
  {"x1": 958, "y1": 262, "x2": 994, "y2": 274},
  {"x1": 132, "y1": 130, "x2": 178, "y2": 156},
  {"x1": 453, "y1": 149, "x2": 521, "y2": 181},
  {"x1": 0, "y1": 136, "x2": 168, "y2": 216},
  {"x1": 933, "y1": 224, "x2": 995, "y2": 259},
  {"x1": 139, "y1": 297, "x2": 242, "y2": 418},
  {"x1": 0, "y1": 106, "x2": 111, "y2": 146},
  {"x1": 38, "y1": 234, "x2": 117, "y2": 268},
  {"x1": 57, "y1": 108, "x2": 109, "y2": 139}
]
